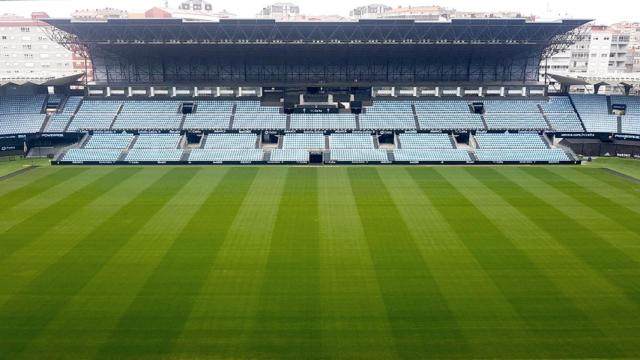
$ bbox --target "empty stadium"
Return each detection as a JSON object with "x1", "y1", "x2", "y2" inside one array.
[{"x1": 1, "y1": 14, "x2": 640, "y2": 360}]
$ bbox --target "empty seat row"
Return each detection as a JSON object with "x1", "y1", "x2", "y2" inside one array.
[
  {"x1": 621, "y1": 116, "x2": 640, "y2": 135},
  {"x1": 418, "y1": 113, "x2": 484, "y2": 130},
  {"x1": 483, "y1": 100, "x2": 542, "y2": 113},
  {"x1": 365, "y1": 101, "x2": 414, "y2": 114},
  {"x1": 483, "y1": 114, "x2": 548, "y2": 130},
  {"x1": 183, "y1": 113, "x2": 230, "y2": 130},
  {"x1": 45, "y1": 114, "x2": 73, "y2": 133},
  {"x1": 474, "y1": 149, "x2": 571, "y2": 162},
  {"x1": 63, "y1": 149, "x2": 121, "y2": 163},
  {"x1": 611, "y1": 96, "x2": 640, "y2": 116},
  {"x1": 189, "y1": 149, "x2": 264, "y2": 162},
  {"x1": 474, "y1": 133, "x2": 547, "y2": 149},
  {"x1": 290, "y1": 114, "x2": 356, "y2": 130},
  {"x1": 570, "y1": 94, "x2": 609, "y2": 114},
  {"x1": 329, "y1": 134, "x2": 374, "y2": 149},
  {"x1": 84, "y1": 133, "x2": 134, "y2": 149},
  {"x1": 330, "y1": 149, "x2": 388, "y2": 162},
  {"x1": 282, "y1": 133, "x2": 326, "y2": 150},
  {"x1": 77, "y1": 100, "x2": 123, "y2": 113},
  {"x1": 67, "y1": 113, "x2": 116, "y2": 131},
  {"x1": 60, "y1": 96, "x2": 83, "y2": 114},
  {"x1": 545, "y1": 113, "x2": 584, "y2": 132},
  {"x1": 0, "y1": 95, "x2": 46, "y2": 114},
  {"x1": 580, "y1": 114, "x2": 618, "y2": 133},
  {"x1": 359, "y1": 113, "x2": 416, "y2": 130},
  {"x1": 233, "y1": 114, "x2": 286, "y2": 130},
  {"x1": 125, "y1": 149, "x2": 184, "y2": 162},
  {"x1": 112, "y1": 114, "x2": 182, "y2": 130},
  {"x1": 204, "y1": 133, "x2": 257, "y2": 149},
  {"x1": 414, "y1": 101, "x2": 470, "y2": 113},
  {"x1": 0, "y1": 114, "x2": 46, "y2": 135},
  {"x1": 120, "y1": 101, "x2": 181, "y2": 113},
  {"x1": 398, "y1": 133, "x2": 455, "y2": 149},
  {"x1": 394, "y1": 149, "x2": 472, "y2": 162},
  {"x1": 133, "y1": 134, "x2": 181, "y2": 149},
  {"x1": 269, "y1": 149, "x2": 309, "y2": 163}
]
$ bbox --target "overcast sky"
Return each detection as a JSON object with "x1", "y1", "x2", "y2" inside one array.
[{"x1": 0, "y1": 0, "x2": 637, "y2": 24}]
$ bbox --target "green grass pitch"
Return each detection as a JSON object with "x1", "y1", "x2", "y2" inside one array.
[{"x1": 1, "y1": 164, "x2": 639, "y2": 359}]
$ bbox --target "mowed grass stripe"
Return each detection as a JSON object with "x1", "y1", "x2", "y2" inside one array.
[
  {"x1": 408, "y1": 168, "x2": 620, "y2": 358},
  {"x1": 171, "y1": 168, "x2": 288, "y2": 359},
  {"x1": 18, "y1": 169, "x2": 227, "y2": 360},
  {"x1": 0, "y1": 168, "x2": 196, "y2": 360},
  {"x1": 348, "y1": 167, "x2": 469, "y2": 359},
  {"x1": 95, "y1": 168, "x2": 258, "y2": 360},
  {"x1": 531, "y1": 168, "x2": 640, "y2": 230},
  {"x1": 0, "y1": 167, "x2": 88, "y2": 212},
  {"x1": 379, "y1": 168, "x2": 534, "y2": 359},
  {"x1": 318, "y1": 168, "x2": 398, "y2": 359},
  {"x1": 0, "y1": 168, "x2": 141, "y2": 262},
  {"x1": 247, "y1": 168, "x2": 322, "y2": 359},
  {"x1": 443, "y1": 168, "x2": 639, "y2": 356},
  {"x1": 581, "y1": 168, "x2": 640, "y2": 198},
  {"x1": 475, "y1": 168, "x2": 640, "y2": 306}
]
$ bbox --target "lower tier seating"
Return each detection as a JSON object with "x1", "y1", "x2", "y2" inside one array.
[
  {"x1": 393, "y1": 149, "x2": 472, "y2": 162},
  {"x1": 474, "y1": 149, "x2": 571, "y2": 162},
  {"x1": 125, "y1": 149, "x2": 184, "y2": 162},
  {"x1": 133, "y1": 134, "x2": 181, "y2": 149},
  {"x1": 483, "y1": 114, "x2": 549, "y2": 130},
  {"x1": 204, "y1": 133, "x2": 257, "y2": 149},
  {"x1": 330, "y1": 149, "x2": 388, "y2": 162},
  {"x1": 329, "y1": 134, "x2": 374, "y2": 149},
  {"x1": 233, "y1": 114, "x2": 286, "y2": 130},
  {"x1": 45, "y1": 114, "x2": 73, "y2": 133},
  {"x1": 183, "y1": 114, "x2": 230, "y2": 130},
  {"x1": 291, "y1": 114, "x2": 357, "y2": 130},
  {"x1": 269, "y1": 149, "x2": 310, "y2": 162},
  {"x1": 67, "y1": 113, "x2": 116, "y2": 131},
  {"x1": 474, "y1": 133, "x2": 548, "y2": 149},
  {"x1": 359, "y1": 114, "x2": 416, "y2": 130},
  {"x1": 418, "y1": 113, "x2": 484, "y2": 130},
  {"x1": 282, "y1": 133, "x2": 326, "y2": 150},
  {"x1": 189, "y1": 149, "x2": 264, "y2": 162},
  {"x1": 84, "y1": 133, "x2": 134, "y2": 149},
  {"x1": 63, "y1": 149, "x2": 122, "y2": 162},
  {"x1": 398, "y1": 133, "x2": 455, "y2": 149}
]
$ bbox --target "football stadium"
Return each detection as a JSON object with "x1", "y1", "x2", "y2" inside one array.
[{"x1": 1, "y1": 12, "x2": 640, "y2": 360}]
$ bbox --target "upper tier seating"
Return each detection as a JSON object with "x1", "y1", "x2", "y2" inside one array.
[
  {"x1": 570, "y1": 94, "x2": 609, "y2": 114},
  {"x1": 539, "y1": 96, "x2": 575, "y2": 113},
  {"x1": 61, "y1": 96, "x2": 83, "y2": 114},
  {"x1": 0, "y1": 114, "x2": 46, "y2": 135},
  {"x1": 483, "y1": 114, "x2": 549, "y2": 130},
  {"x1": 66, "y1": 113, "x2": 115, "y2": 131},
  {"x1": 269, "y1": 149, "x2": 310, "y2": 163},
  {"x1": 483, "y1": 100, "x2": 542, "y2": 113},
  {"x1": 77, "y1": 100, "x2": 123, "y2": 114},
  {"x1": 196, "y1": 101, "x2": 234, "y2": 113},
  {"x1": 365, "y1": 101, "x2": 414, "y2": 113},
  {"x1": 611, "y1": 96, "x2": 640, "y2": 116},
  {"x1": 120, "y1": 101, "x2": 180, "y2": 113},
  {"x1": 475, "y1": 149, "x2": 571, "y2": 163},
  {"x1": 330, "y1": 149, "x2": 388, "y2": 162},
  {"x1": 84, "y1": 133, "x2": 134, "y2": 149},
  {"x1": 418, "y1": 113, "x2": 485, "y2": 130},
  {"x1": 233, "y1": 114, "x2": 286, "y2": 130},
  {"x1": 282, "y1": 133, "x2": 326, "y2": 150},
  {"x1": 393, "y1": 149, "x2": 472, "y2": 162},
  {"x1": 414, "y1": 101, "x2": 470, "y2": 113},
  {"x1": 63, "y1": 149, "x2": 122, "y2": 163},
  {"x1": 579, "y1": 114, "x2": 618, "y2": 133},
  {"x1": 183, "y1": 113, "x2": 230, "y2": 130},
  {"x1": 398, "y1": 133, "x2": 455, "y2": 149},
  {"x1": 204, "y1": 133, "x2": 257, "y2": 149},
  {"x1": 125, "y1": 149, "x2": 184, "y2": 162},
  {"x1": 290, "y1": 114, "x2": 357, "y2": 130},
  {"x1": 329, "y1": 134, "x2": 374, "y2": 149},
  {"x1": 112, "y1": 114, "x2": 182, "y2": 130},
  {"x1": 545, "y1": 113, "x2": 584, "y2": 132},
  {"x1": 235, "y1": 101, "x2": 281, "y2": 113},
  {"x1": 0, "y1": 95, "x2": 46, "y2": 114},
  {"x1": 189, "y1": 149, "x2": 264, "y2": 162},
  {"x1": 359, "y1": 113, "x2": 416, "y2": 130},
  {"x1": 45, "y1": 114, "x2": 73, "y2": 133},
  {"x1": 474, "y1": 133, "x2": 548, "y2": 149},
  {"x1": 133, "y1": 134, "x2": 181, "y2": 149}
]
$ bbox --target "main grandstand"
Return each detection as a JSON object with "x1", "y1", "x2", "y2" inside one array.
[{"x1": 5, "y1": 17, "x2": 633, "y2": 165}]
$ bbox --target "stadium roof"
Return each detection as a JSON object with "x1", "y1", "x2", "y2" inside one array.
[{"x1": 45, "y1": 18, "x2": 590, "y2": 44}]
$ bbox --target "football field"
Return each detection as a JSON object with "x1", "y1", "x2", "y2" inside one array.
[{"x1": 0, "y1": 164, "x2": 639, "y2": 359}]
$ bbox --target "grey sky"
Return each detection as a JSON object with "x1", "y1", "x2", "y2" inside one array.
[{"x1": 0, "y1": 0, "x2": 637, "y2": 24}]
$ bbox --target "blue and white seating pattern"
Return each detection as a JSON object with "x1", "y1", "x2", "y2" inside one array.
[
  {"x1": 330, "y1": 149, "x2": 388, "y2": 162},
  {"x1": 204, "y1": 133, "x2": 257, "y2": 149},
  {"x1": 84, "y1": 133, "x2": 134, "y2": 149},
  {"x1": 414, "y1": 101, "x2": 470, "y2": 113},
  {"x1": 545, "y1": 113, "x2": 584, "y2": 132},
  {"x1": 611, "y1": 96, "x2": 640, "y2": 116},
  {"x1": 475, "y1": 149, "x2": 571, "y2": 162},
  {"x1": 233, "y1": 114, "x2": 286, "y2": 130},
  {"x1": 133, "y1": 134, "x2": 181, "y2": 149},
  {"x1": 329, "y1": 134, "x2": 374, "y2": 149},
  {"x1": 0, "y1": 114, "x2": 46, "y2": 135},
  {"x1": 63, "y1": 149, "x2": 121, "y2": 163},
  {"x1": 125, "y1": 149, "x2": 183, "y2": 162},
  {"x1": 394, "y1": 149, "x2": 472, "y2": 162},
  {"x1": 483, "y1": 100, "x2": 542, "y2": 113},
  {"x1": 269, "y1": 149, "x2": 309, "y2": 163},
  {"x1": 66, "y1": 113, "x2": 115, "y2": 131},
  {"x1": 235, "y1": 101, "x2": 281, "y2": 113},
  {"x1": 398, "y1": 133, "x2": 455, "y2": 149},
  {"x1": 539, "y1": 97, "x2": 574, "y2": 113},
  {"x1": 0, "y1": 95, "x2": 46, "y2": 114},
  {"x1": 580, "y1": 114, "x2": 618, "y2": 133},
  {"x1": 196, "y1": 101, "x2": 234, "y2": 113},
  {"x1": 359, "y1": 114, "x2": 416, "y2": 130},
  {"x1": 61, "y1": 96, "x2": 83, "y2": 114},
  {"x1": 189, "y1": 149, "x2": 264, "y2": 162},
  {"x1": 183, "y1": 113, "x2": 230, "y2": 130},
  {"x1": 484, "y1": 114, "x2": 549, "y2": 130},
  {"x1": 45, "y1": 114, "x2": 72, "y2": 133},
  {"x1": 475, "y1": 133, "x2": 547, "y2": 149},
  {"x1": 112, "y1": 114, "x2": 182, "y2": 130},
  {"x1": 366, "y1": 101, "x2": 413, "y2": 113},
  {"x1": 290, "y1": 114, "x2": 357, "y2": 130},
  {"x1": 418, "y1": 113, "x2": 485, "y2": 130},
  {"x1": 621, "y1": 116, "x2": 640, "y2": 135},
  {"x1": 120, "y1": 101, "x2": 180, "y2": 113},
  {"x1": 77, "y1": 100, "x2": 123, "y2": 114},
  {"x1": 282, "y1": 133, "x2": 326, "y2": 150},
  {"x1": 570, "y1": 94, "x2": 609, "y2": 114}
]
